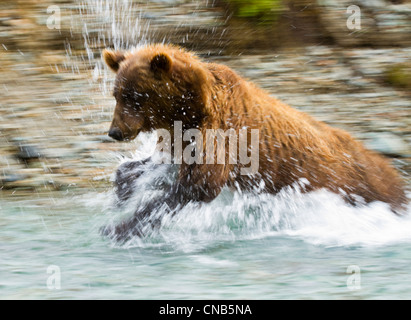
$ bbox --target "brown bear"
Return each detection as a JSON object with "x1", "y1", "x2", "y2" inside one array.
[{"x1": 102, "y1": 44, "x2": 408, "y2": 239}]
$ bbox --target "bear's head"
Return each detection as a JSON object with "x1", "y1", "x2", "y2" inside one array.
[{"x1": 103, "y1": 45, "x2": 212, "y2": 141}]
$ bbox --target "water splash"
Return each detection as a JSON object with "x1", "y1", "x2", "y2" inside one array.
[
  {"x1": 82, "y1": 133, "x2": 411, "y2": 252},
  {"x1": 77, "y1": 0, "x2": 150, "y2": 51},
  {"x1": 89, "y1": 178, "x2": 411, "y2": 252},
  {"x1": 155, "y1": 189, "x2": 411, "y2": 250}
]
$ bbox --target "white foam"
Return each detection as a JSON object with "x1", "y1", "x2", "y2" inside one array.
[
  {"x1": 89, "y1": 131, "x2": 411, "y2": 250},
  {"x1": 157, "y1": 189, "x2": 411, "y2": 249},
  {"x1": 95, "y1": 166, "x2": 410, "y2": 251}
]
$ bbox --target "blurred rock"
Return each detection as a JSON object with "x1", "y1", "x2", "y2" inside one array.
[
  {"x1": 363, "y1": 132, "x2": 411, "y2": 157},
  {"x1": 315, "y1": 0, "x2": 411, "y2": 47},
  {"x1": 1, "y1": 172, "x2": 27, "y2": 183},
  {"x1": 14, "y1": 144, "x2": 45, "y2": 165}
]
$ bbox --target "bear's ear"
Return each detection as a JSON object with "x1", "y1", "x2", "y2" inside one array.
[
  {"x1": 150, "y1": 53, "x2": 172, "y2": 75},
  {"x1": 103, "y1": 49, "x2": 126, "y2": 72}
]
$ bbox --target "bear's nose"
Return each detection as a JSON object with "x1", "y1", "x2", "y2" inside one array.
[{"x1": 108, "y1": 127, "x2": 124, "y2": 141}]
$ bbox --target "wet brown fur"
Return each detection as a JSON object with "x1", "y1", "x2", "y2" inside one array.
[{"x1": 104, "y1": 44, "x2": 408, "y2": 213}]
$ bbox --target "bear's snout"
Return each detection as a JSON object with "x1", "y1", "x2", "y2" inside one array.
[{"x1": 108, "y1": 127, "x2": 124, "y2": 141}]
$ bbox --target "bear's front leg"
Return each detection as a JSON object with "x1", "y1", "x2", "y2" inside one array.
[
  {"x1": 114, "y1": 158, "x2": 152, "y2": 203},
  {"x1": 106, "y1": 163, "x2": 230, "y2": 241},
  {"x1": 114, "y1": 158, "x2": 178, "y2": 204}
]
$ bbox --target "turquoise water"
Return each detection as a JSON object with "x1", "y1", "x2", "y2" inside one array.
[{"x1": 2, "y1": 178, "x2": 411, "y2": 300}]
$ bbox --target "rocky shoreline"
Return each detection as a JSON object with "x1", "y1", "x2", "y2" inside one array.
[{"x1": 0, "y1": 0, "x2": 410, "y2": 197}]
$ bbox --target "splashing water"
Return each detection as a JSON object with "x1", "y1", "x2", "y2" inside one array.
[
  {"x1": 77, "y1": 0, "x2": 150, "y2": 50},
  {"x1": 91, "y1": 131, "x2": 411, "y2": 252}
]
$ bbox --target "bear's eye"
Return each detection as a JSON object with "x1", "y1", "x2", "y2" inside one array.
[
  {"x1": 120, "y1": 90, "x2": 133, "y2": 101},
  {"x1": 120, "y1": 90, "x2": 143, "y2": 100},
  {"x1": 120, "y1": 90, "x2": 147, "y2": 111}
]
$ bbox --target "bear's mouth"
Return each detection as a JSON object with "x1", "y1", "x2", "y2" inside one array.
[{"x1": 123, "y1": 128, "x2": 143, "y2": 142}]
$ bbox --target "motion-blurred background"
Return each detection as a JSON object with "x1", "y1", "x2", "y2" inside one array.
[{"x1": 1, "y1": 0, "x2": 410, "y2": 196}]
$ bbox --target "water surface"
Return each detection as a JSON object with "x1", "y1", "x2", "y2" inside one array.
[{"x1": 2, "y1": 166, "x2": 411, "y2": 300}]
